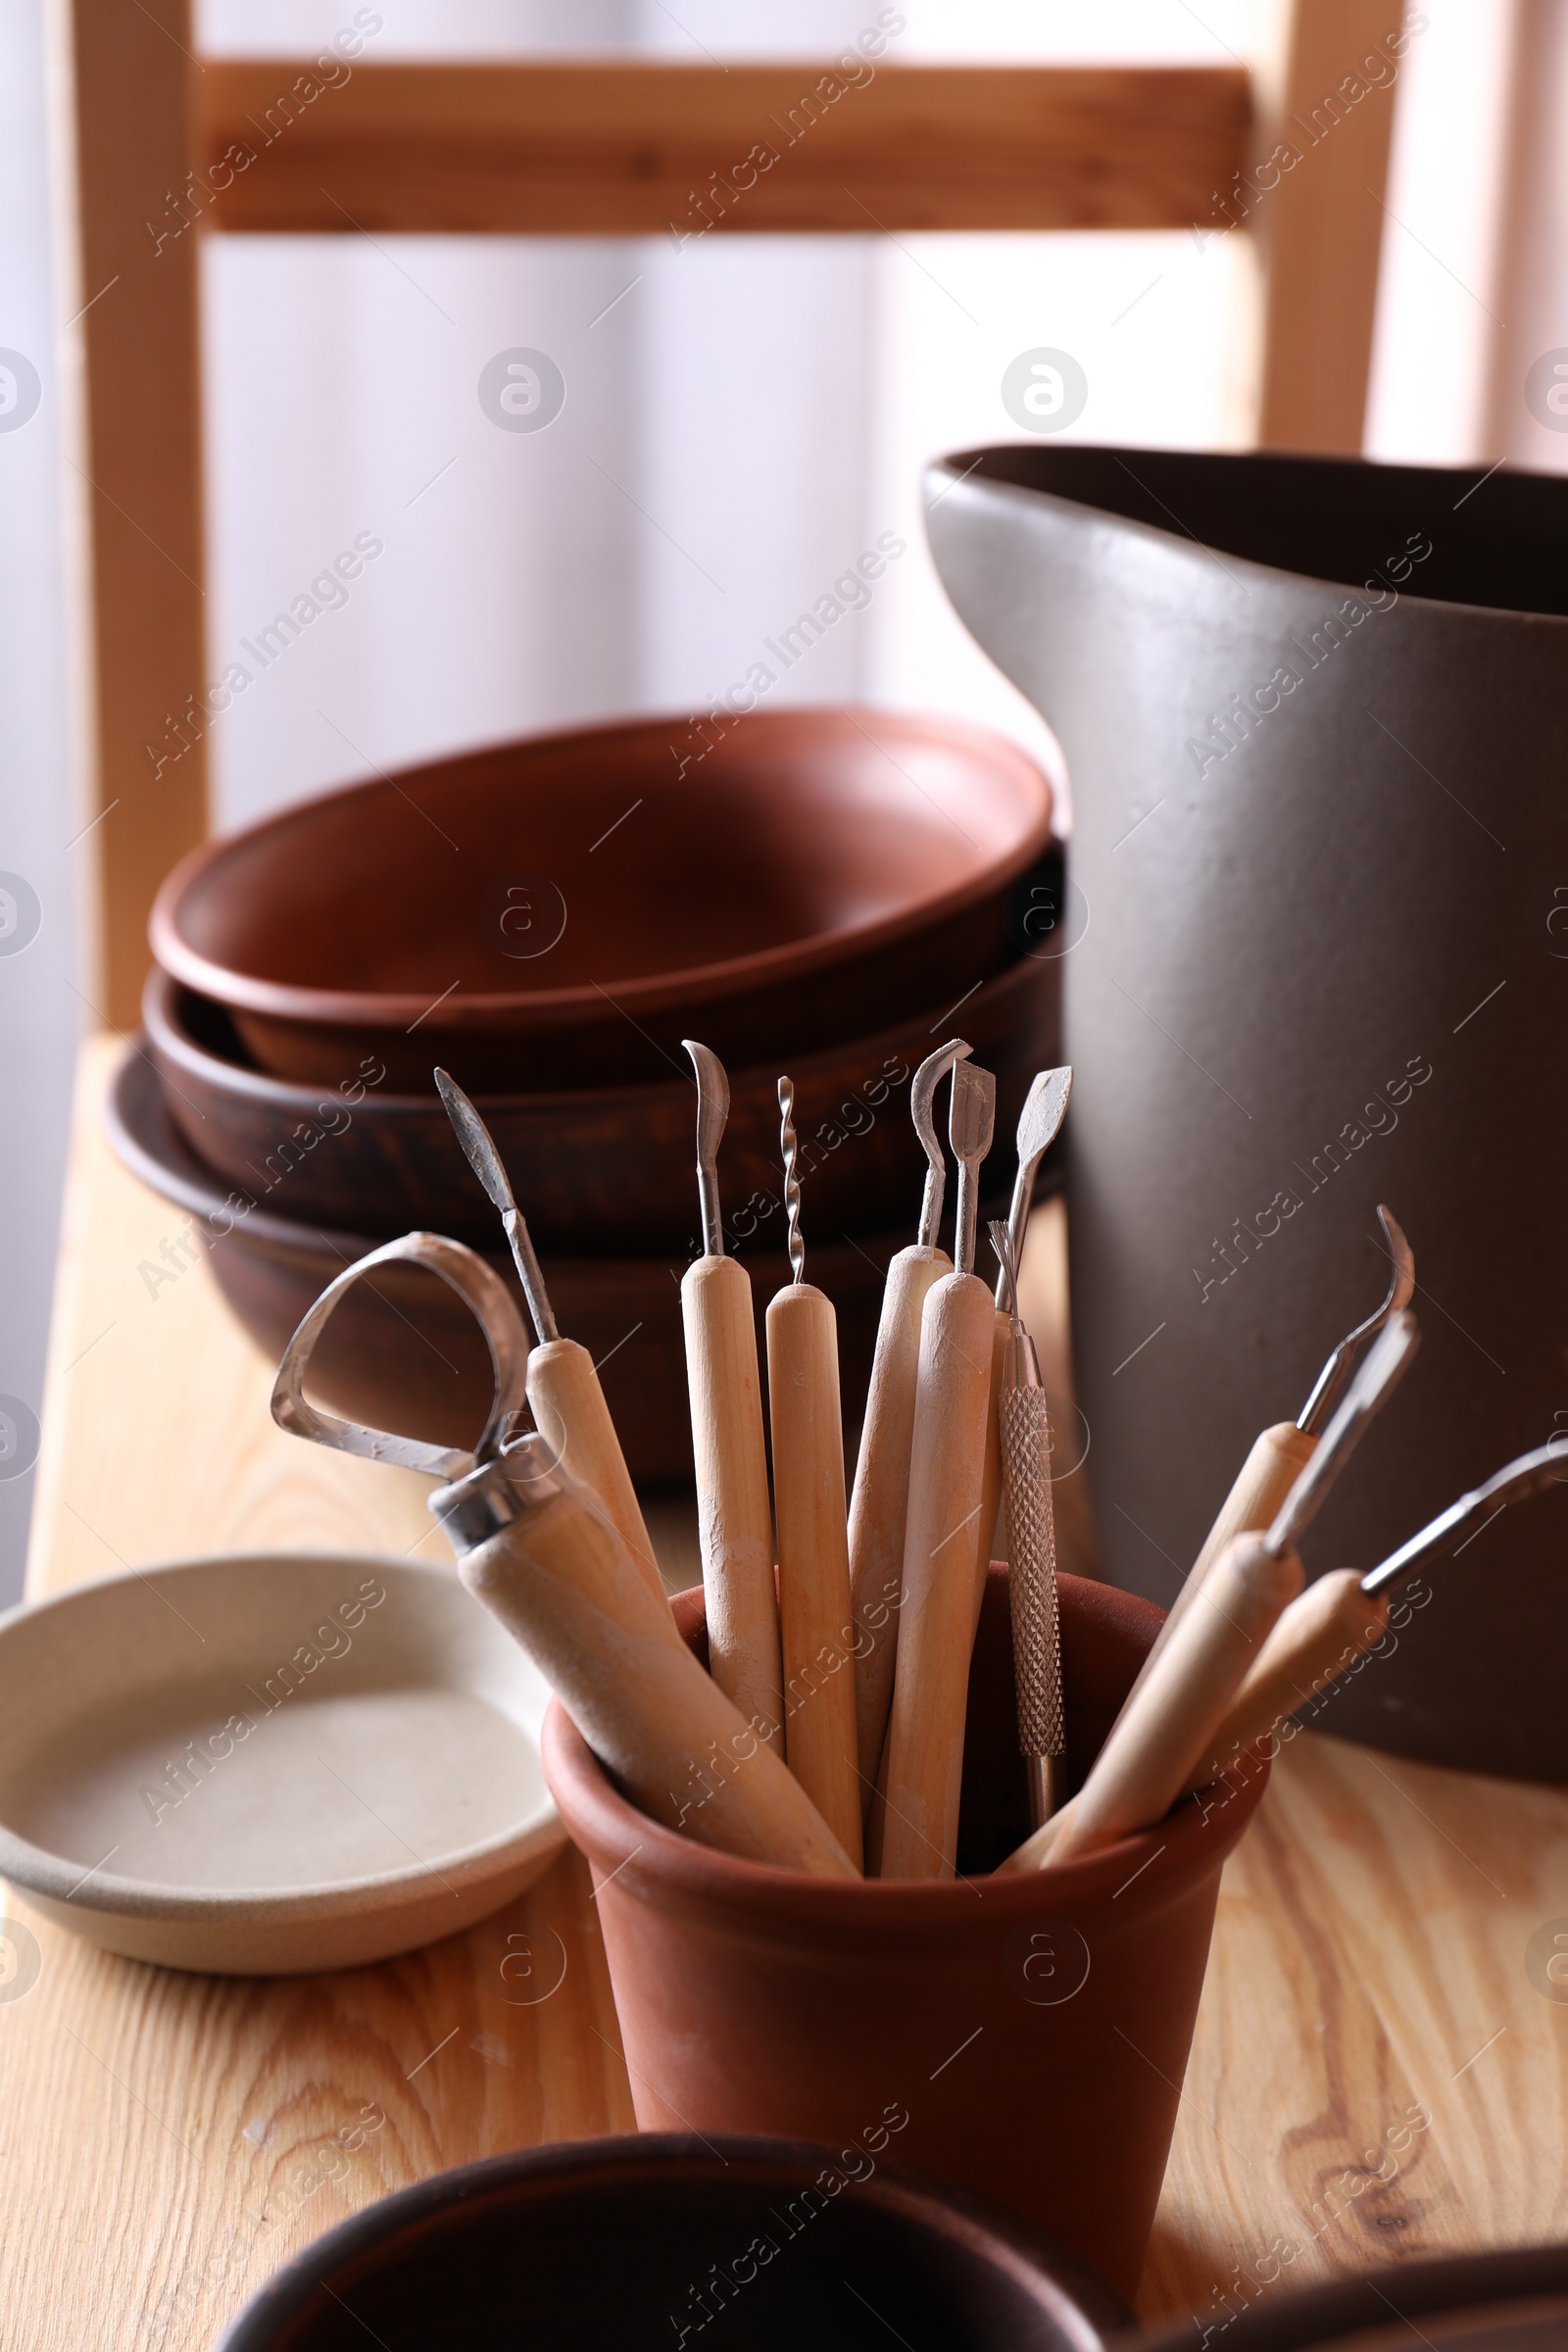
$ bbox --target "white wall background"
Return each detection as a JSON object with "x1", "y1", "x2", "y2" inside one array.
[
  {"x1": 0, "y1": 0, "x2": 1540, "y2": 1601},
  {"x1": 0, "y1": 0, "x2": 83, "y2": 1602}
]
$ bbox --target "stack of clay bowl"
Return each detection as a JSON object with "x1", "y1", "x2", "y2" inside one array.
[{"x1": 113, "y1": 707, "x2": 1060, "y2": 1482}]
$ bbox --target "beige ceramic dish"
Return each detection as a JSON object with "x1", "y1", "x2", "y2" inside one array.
[{"x1": 0, "y1": 1552, "x2": 564, "y2": 1975}]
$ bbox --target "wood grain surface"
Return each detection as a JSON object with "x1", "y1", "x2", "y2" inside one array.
[
  {"x1": 1255, "y1": 0, "x2": 1401, "y2": 454},
  {"x1": 58, "y1": 0, "x2": 211, "y2": 1028},
  {"x1": 194, "y1": 61, "x2": 1251, "y2": 238},
  {"x1": 3, "y1": 1040, "x2": 1563, "y2": 2348}
]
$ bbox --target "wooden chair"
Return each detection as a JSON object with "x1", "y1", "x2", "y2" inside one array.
[{"x1": 53, "y1": 0, "x2": 1403, "y2": 1027}]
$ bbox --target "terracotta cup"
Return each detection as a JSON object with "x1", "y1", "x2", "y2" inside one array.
[{"x1": 543, "y1": 1567, "x2": 1269, "y2": 2303}]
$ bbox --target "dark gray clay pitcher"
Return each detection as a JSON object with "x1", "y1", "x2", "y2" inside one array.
[{"x1": 928, "y1": 445, "x2": 1568, "y2": 1782}]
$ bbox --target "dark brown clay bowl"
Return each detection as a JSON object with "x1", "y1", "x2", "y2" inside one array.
[
  {"x1": 107, "y1": 1047, "x2": 1033, "y2": 1482},
  {"x1": 544, "y1": 1568, "x2": 1270, "y2": 2305},
  {"x1": 215, "y1": 2133, "x2": 1130, "y2": 2351},
  {"x1": 1140, "y1": 2245, "x2": 1568, "y2": 2352},
  {"x1": 143, "y1": 954, "x2": 1060, "y2": 1254},
  {"x1": 148, "y1": 706, "x2": 1054, "y2": 1089}
]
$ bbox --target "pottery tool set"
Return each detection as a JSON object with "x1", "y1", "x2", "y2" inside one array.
[{"x1": 254, "y1": 1039, "x2": 1540, "y2": 1891}]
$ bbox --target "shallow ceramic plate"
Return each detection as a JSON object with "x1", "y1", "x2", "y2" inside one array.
[{"x1": 0, "y1": 1552, "x2": 564, "y2": 1975}]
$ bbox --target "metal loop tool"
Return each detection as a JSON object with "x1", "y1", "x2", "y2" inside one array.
[{"x1": 270, "y1": 1230, "x2": 532, "y2": 1486}]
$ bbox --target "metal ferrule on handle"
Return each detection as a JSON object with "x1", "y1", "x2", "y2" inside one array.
[{"x1": 429, "y1": 1439, "x2": 564, "y2": 1551}]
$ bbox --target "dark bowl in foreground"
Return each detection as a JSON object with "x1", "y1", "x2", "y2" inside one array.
[
  {"x1": 215, "y1": 2133, "x2": 1129, "y2": 2351},
  {"x1": 150, "y1": 706, "x2": 1054, "y2": 1089},
  {"x1": 1140, "y1": 2243, "x2": 1568, "y2": 2352}
]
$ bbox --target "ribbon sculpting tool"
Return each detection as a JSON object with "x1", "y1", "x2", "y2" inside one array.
[
  {"x1": 846, "y1": 1036, "x2": 969, "y2": 1798},
  {"x1": 878, "y1": 1057, "x2": 998, "y2": 1880},
  {"x1": 271, "y1": 1231, "x2": 853, "y2": 1877}
]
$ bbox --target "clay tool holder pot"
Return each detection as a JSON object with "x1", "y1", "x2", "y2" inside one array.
[
  {"x1": 271, "y1": 1232, "x2": 852, "y2": 1878},
  {"x1": 542, "y1": 1565, "x2": 1271, "y2": 2304},
  {"x1": 1005, "y1": 1309, "x2": 1421, "y2": 1871},
  {"x1": 1111, "y1": 1205, "x2": 1414, "y2": 1735},
  {"x1": 765, "y1": 1078, "x2": 862, "y2": 1868},
  {"x1": 679, "y1": 1039, "x2": 785, "y2": 1743},
  {"x1": 991, "y1": 1218, "x2": 1065, "y2": 1829},
  {"x1": 878, "y1": 1057, "x2": 998, "y2": 1880},
  {"x1": 846, "y1": 1035, "x2": 968, "y2": 1795},
  {"x1": 435, "y1": 1068, "x2": 662, "y2": 1597},
  {"x1": 1193, "y1": 1436, "x2": 1568, "y2": 1791}
]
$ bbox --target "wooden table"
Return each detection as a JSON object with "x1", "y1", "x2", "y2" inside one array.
[{"x1": 4, "y1": 1041, "x2": 1564, "y2": 2346}]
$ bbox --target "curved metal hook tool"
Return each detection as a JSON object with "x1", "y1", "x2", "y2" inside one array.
[
  {"x1": 1362, "y1": 1440, "x2": 1568, "y2": 1596},
  {"x1": 1297, "y1": 1205, "x2": 1414, "y2": 1436},
  {"x1": 271, "y1": 1231, "x2": 530, "y2": 1481},
  {"x1": 1267, "y1": 1307, "x2": 1420, "y2": 1557},
  {"x1": 910, "y1": 1037, "x2": 971, "y2": 1249},
  {"x1": 993, "y1": 1066, "x2": 1073, "y2": 1306}
]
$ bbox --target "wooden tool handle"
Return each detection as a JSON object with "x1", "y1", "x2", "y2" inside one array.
[
  {"x1": 459, "y1": 1473, "x2": 855, "y2": 1877},
  {"x1": 968, "y1": 1307, "x2": 1010, "y2": 1638},
  {"x1": 994, "y1": 1787, "x2": 1077, "y2": 1874},
  {"x1": 846, "y1": 1244, "x2": 950, "y2": 1793},
  {"x1": 878, "y1": 1270, "x2": 997, "y2": 1881},
  {"x1": 766, "y1": 1282, "x2": 863, "y2": 1870},
  {"x1": 1046, "y1": 1531, "x2": 1302, "y2": 1865},
  {"x1": 1184, "y1": 1570, "x2": 1390, "y2": 1792},
  {"x1": 680, "y1": 1254, "x2": 783, "y2": 1741},
  {"x1": 526, "y1": 1337, "x2": 663, "y2": 1599},
  {"x1": 1110, "y1": 1421, "x2": 1317, "y2": 1734}
]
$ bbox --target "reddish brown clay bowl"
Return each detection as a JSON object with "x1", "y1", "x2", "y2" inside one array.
[
  {"x1": 149, "y1": 707, "x2": 1054, "y2": 1089},
  {"x1": 544, "y1": 1567, "x2": 1270, "y2": 2306},
  {"x1": 143, "y1": 954, "x2": 1060, "y2": 1254},
  {"x1": 215, "y1": 2133, "x2": 1130, "y2": 2351},
  {"x1": 107, "y1": 1047, "x2": 1032, "y2": 1481}
]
